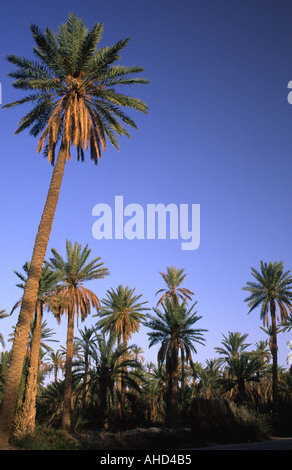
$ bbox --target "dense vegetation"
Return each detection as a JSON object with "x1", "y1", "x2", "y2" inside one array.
[{"x1": 1, "y1": 260, "x2": 292, "y2": 449}]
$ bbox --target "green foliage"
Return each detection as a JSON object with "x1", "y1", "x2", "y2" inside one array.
[
  {"x1": 97, "y1": 285, "x2": 149, "y2": 344},
  {"x1": 4, "y1": 13, "x2": 149, "y2": 164},
  {"x1": 243, "y1": 261, "x2": 292, "y2": 324},
  {"x1": 146, "y1": 296, "x2": 207, "y2": 366}
]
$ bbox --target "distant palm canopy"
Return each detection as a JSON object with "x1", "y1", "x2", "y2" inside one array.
[{"x1": 4, "y1": 13, "x2": 149, "y2": 164}]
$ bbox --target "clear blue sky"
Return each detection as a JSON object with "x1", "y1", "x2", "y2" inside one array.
[{"x1": 1, "y1": 0, "x2": 292, "y2": 369}]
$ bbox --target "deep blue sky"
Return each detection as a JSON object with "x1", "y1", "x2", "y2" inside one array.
[{"x1": 1, "y1": 0, "x2": 292, "y2": 369}]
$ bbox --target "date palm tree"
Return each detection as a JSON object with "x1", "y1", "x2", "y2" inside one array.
[
  {"x1": 96, "y1": 285, "x2": 148, "y2": 412},
  {"x1": 75, "y1": 326, "x2": 96, "y2": 409},
  {"x1": 146, "y1": 296, "x2": 207, "y2": 425},
  {"x1": 243, "y1": 261, "x2": 292, "y2": 402},
  {"x1": 97, "y1": 285, "x2": 149, "y2": 350},
  {"x1": 0, "y1": 13, "x2": 148, "y2": 442},
  {"x1": 47, "y1": 349, "x2": 65, "y2": 382},
  {"x1": 74, "y1": 330, "x2": 142, "y2": 428},
  {"x1": 214, "y1": 331, "x2": 251, "y2": 366},
  {"x1": 219, "y1": 353, "x2": 265, "y2": 403},
  {"x1": 47, "y1": 240, "x2": 109, "y2": 429},
  {"x1": 155, "y1": 267, "x2": 194, "y2": 306}
]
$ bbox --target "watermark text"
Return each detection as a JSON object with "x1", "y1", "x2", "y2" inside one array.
[{"x1": 92, "y1": 196, "x2": 200, "y2": 250}]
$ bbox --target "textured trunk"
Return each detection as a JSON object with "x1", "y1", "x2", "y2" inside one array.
[
  {"x1": 165, "y1": 340, "x2": 179, "y2": 426},
  {"x1": 15, "y1": 302, "x2": 43, "y2": 437},
  {"x1": 116, "y1": 334, "x2": 122, "y2": 420},
  {"x1": 82, "y1": 350, "x2": 89, "y2": 410},
  {"x1": 0, "y1": 143, "x2": 67, "y2": 444},
  {"x1": 98, "y1": 378, "x2": 108, "y2": 428},
  {"x1": 62, "y1": 308, "x2": 75, "y2": 430},
  {"x1": 54, "y1": 367, "x2": 58, "y2": 383},
  {"x1": 270, "y1": 300, "x2": 279, "y2": 402}
]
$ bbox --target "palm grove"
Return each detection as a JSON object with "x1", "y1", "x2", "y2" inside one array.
[{"x1": 1, "y1": 14, "x2": 292, "y2": 446}]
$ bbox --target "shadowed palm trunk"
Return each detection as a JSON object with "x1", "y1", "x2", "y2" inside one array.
[
  {"x1": 62, "y1": 307, "x2": 75, "y2": 430},
  {"x1": 15, "y1": 302, "x2": 43, "y2": 437},
  {"x1": 0, "y1": 142, "x2": 68, "y2": 443},
  {"x1": 165, "y1": 341, "x2": 179, "y2": 426},
  {"x1": 270, "y1": 300, "x2": 279, "y2": 402}
]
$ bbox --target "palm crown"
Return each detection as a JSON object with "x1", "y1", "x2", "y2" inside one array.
[
  {"x1": 97, "y1": 285, "x2": 149, "y2": 346},
  {"x1": 243, "y1": 261, "x2": 292, "y2": 325},
  {"x1": 155, "y1": 266, "x2": 194, "y2": 306},
  {"x1": 146, "y1": 297, "x2": 207, "y2": 367},
  {"x1": 47, "y1": 240, "x2": 109, "y2": 320},
  {"x1": 4, "y1": 13, "x2": 149, "y2": 164}
]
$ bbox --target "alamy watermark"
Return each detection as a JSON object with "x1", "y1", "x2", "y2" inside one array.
[
  {"x1": 92, "y1": 196, "x2": 200, "y2": 251},
  {"x1": 288, "y1": 81, "x2": 292, "y2": 104}
]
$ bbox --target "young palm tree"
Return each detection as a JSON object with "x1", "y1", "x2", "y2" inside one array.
[
  {"x1": 219, "y1": 353, "x2": 265, "y2": 403},
  {"x1": 74, "y1": 330, "x2": 142, "y2": 428},
  {"x1": 0, "y1": 13, "x2": 148, "y2": 442},
  {"x1": 196, "y1": 359, "x2": 221, "y2": 399},
  {"x1": 75, "y1": 326, "x2": 96, "y2": 409},
  {"x1": 96, "y1": 285, "x2": 148, "y2": 412},
  {"x1": 214, "y1": 331, "x2": 251, "y2": 366},
  {"x1": 155, "y1": 267, "x2": 194, "y2": 306},
  {"x1": 146, "y1": 296, "x2": 207, "y2": 425},
  {"x1": 47, "y1": 240, "x2": 109, "y2": 429},
  {"x1": 243, "y1": 260, "x2": 292, "y2": 402}
]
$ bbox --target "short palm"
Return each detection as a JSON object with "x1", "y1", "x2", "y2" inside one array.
[
  {"x1": 75, "y1": 330, "x2": 141, "y2": 427},
  {"x1": 214, "y1": 331, "x2": 251, "y2": 366}
]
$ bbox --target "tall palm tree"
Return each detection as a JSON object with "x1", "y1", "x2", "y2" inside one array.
[
  {"x1": 96, "y1": 285, "x2": 148, "y2": 411},
  {"x1": 146, "y1": 296, "x2": 207, "y2": 425},
  {"x1": 47, "y1": 240, "x2": 109, "y2": 429},
  {"x1": 155, "y1": 267, "x2": 194, "y2": 306},
  {"x1": 0, "y1": 13, "x2": 148, "y2": 442},
  {"x1": 243, "y1": 260, "x2": 292, "y2": 402},
  {"x1": 47, "y1": 349, "x2": 65, "y2": 382}
]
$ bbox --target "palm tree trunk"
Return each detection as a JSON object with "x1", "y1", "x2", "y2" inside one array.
[
  {"x1": 0, "y1": 142, "x2": 68, "y2": 444},
  {"x1": 54, "y1": 366, "x2": 58, "y2": 383},
  {"x1": 270, "y1": 300, "x2": 279, "y2": 402},
  {"x1": 165, "y1": 341, "x2": 179, "y2": 426},
  {"x1": 15, "y1": 302, "x2": 43, "y2": 437},
  {"x1": 62, "y1": 307, "x2": 75, "y2": 430},
  {"x1": 116, "y1": 333, "x2": 122, "y2": 420},
  {"x1": 82, "y1": 349, "x2": 89, "y2": 410}
]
